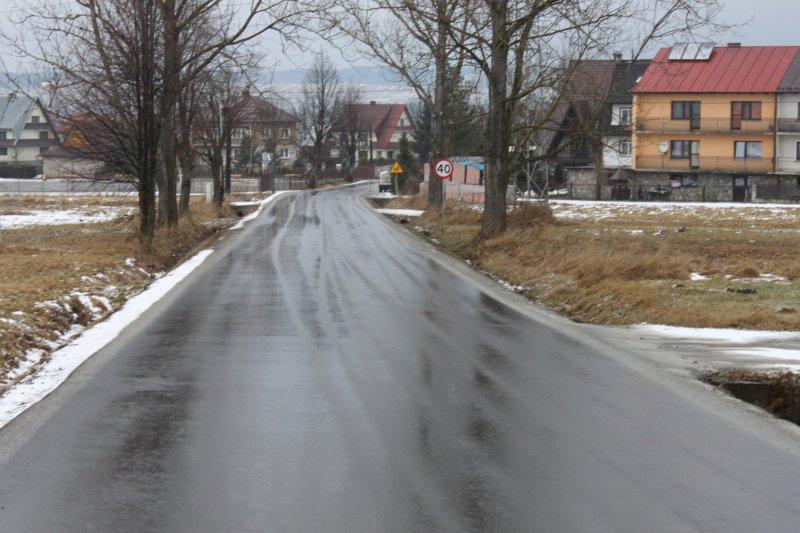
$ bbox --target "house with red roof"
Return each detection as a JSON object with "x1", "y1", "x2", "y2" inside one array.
[
  {"x1": 631, "y1": 43, "x2": 800, "y2": 202},
  {"x1": 334, "y1": 101, "x2": 414, "y2": 164}
]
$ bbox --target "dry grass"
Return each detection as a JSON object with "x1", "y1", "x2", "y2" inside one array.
[
  {"x1": 0, "y1": 195, "x2": 241, "y2": 386},
  {"x1": 389, "y1": 195, "x2": 800, "y2": 330}
]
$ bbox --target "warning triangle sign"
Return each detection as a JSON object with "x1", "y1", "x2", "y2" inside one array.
[{"x1": 390, "y1": 161, "x2": 403, "y2": 174}]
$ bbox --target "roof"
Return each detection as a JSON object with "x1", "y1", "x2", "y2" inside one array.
[
  {"x1": 347, "y1": 103, "x2": 410, "y2": 149},
  {"x1": 544, "y1": 60, "x2": 617, "y2": 152},
  {"x1": 608, "y1": 60, "x2": 651, "y2": 103},
  {"x1": 634, "y1": 45, "x2": 800, "y2": 93},
  {"x1": 0, "y1": 93, "x2": 37, "y2": 140},
  {"x1": 779, "y1": 52, "x2": 800, "y2": 92},
  {"x1": 239, "y1": 92, "x2": 298, "y2": 123}
]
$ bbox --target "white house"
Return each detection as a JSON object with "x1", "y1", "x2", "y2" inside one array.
[
  {"x1": 0, "y1": 93, "x2": 58, "y2": 169},
  {"x1": 776, "y1": 93, "x2": 800, "y2": 174}
]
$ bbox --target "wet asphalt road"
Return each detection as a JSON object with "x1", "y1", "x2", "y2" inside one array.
[{"x1": 3, "y1": 183, "x2": 800, "y2": 532}]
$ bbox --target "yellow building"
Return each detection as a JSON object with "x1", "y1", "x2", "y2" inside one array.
[{"x1": 631, "y1": 43, "x2": 800, "y2": 201}]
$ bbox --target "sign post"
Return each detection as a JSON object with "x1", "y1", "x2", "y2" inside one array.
[
  {"x1": 390, "y1": 161, "x2": 403, "y2": 195},
  {"x1": 433, "y1": 158, "x2": 454, "y2": 240}
]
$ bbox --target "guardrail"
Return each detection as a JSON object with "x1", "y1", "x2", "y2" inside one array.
[{"x1": 777, "y1": 118, "x2": 800, "y2": 133}]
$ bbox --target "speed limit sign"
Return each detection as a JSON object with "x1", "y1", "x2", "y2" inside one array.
[{"x1": 433, "y1": 158, "x2": 454, "y2": 180}]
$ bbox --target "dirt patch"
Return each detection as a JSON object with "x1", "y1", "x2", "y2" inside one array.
[{"x1": 704, "y1": 370, "x2": 800, "y2": 426}]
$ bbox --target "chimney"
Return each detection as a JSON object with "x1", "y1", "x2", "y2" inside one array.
[
  {"x1": 613, "y1": 52, "x2": 623, "y2": 62},
  {"x1": 727, "y1": 42, "x2": 741, "y2": 48},
  {"x1": 370, "y1": 101, "x2": 376, "y2": 105}
]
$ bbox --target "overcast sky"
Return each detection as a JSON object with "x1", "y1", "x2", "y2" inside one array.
[{"x1": 0, "y1": 0, "x2": 796, "y2": 72}]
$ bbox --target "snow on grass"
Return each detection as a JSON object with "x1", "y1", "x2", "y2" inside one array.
[
  {"x1": 690, "y1": 272, "x2": 709, "y2": 281},
  {"x1": 632, "y1": 324, "x2": 800, "y2": 344},
  {"x1": 0, "y1": 207, "x2": 133, "y2": 229},
  {"x1": 375, "y1": 208, "x2": 424, "y2": 217},
  {"x1": 546, "y1": 199, "x2": 800, "y2": 222},
  {"x1": 0, "y1": 249, "x2": 214, "y2": 430},
  {"x1": 230, "y1": 191, "x2": 289, "y2": 230}
]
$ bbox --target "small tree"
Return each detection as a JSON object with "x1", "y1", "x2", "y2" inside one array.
[
  {"x1": 298, "y1": 53, "x2": 341, "y2": 186},
  {"x1": 396, "y1": 133, "x2": 418, "y2": 193}
]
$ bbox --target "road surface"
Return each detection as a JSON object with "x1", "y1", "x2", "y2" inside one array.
[{"x1": 1, "y1": 183, "x2": 800, "y2": 532}]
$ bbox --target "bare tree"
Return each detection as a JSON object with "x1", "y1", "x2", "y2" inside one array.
[
  {"x1": 336, "y1": 84, "x2": 364, "y2": 169},
  {"x1": 333, "y1": 0, "x2": 475, "y2": 209},
  {"x1": 447, "y1": 0, "x2": 725, "y2": 237},
  {"x1": 298, "y1": 53, "x2": 341, "y2": 185},
  {"x1": 196, "y1": 66, "x2": 249, "y2": 209},
  {"x1": 1, "y1": 0, "x2": 165, "y2": 244}
]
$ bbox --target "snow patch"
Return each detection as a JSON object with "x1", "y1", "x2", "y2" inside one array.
[
  {"x1": 375, "y1": 208, "x2": 424, "y2": 217},
  {"x1": 230, "y1": 191, "x2": 289, "y2": 230},
  {"x1": 0, "y1": 249, "x2": 214, "y2": 430},
  {"x1": 0, "y1": 207, "x2": 133, "y2": 229}
]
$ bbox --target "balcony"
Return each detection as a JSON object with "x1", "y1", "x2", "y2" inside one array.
[
  {"x1": 636, "y1": 155, "x2": 773, "y2": 173},
  {"x1": 777, "y1": 118, "x2": 800, "y2": 133},
  {"x1": 636, "y1": 117, "x2": 774, "y2": 134}
]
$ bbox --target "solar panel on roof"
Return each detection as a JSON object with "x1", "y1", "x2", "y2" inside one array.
[
  {"x1": 668, "y1": 43, "x2": 688, "y2": 60},
  {"x1": 683, "y1": 43, "x2": 700, "y2": 60},
  {"x1": 697, "y1": 42, "x2": 714, "y2": 60}
]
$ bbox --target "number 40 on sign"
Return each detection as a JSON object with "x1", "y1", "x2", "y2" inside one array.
[{"x1": 433, "y1": 158, "x2": 453, "y2": 180}]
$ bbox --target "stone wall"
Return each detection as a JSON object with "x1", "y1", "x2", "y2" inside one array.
[
  {"x1": 628, "y1": 172, "x2": 734, "y2": 202},
  {"x1": 564, "y1": 167, "x2": 612, "y2": 200}
]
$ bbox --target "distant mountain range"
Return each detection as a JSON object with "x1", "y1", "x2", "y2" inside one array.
[{"x1": 263, "y1": 65, "x2": 405, "y2": 85}]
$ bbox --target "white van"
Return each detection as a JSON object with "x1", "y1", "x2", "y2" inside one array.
[{"x1": 378, "y1": 170, "x2": 392, "y2": 193}]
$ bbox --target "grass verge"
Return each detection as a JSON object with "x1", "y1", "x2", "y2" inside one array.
[
  {"x1": 0, "y1": 195, "x2": 248, "y2": 388},
  {"x1": 382, "y1": 196, "x2": 800, "y2": 330}
]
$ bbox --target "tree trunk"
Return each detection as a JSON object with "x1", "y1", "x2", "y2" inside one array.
[
  {"x1": 212, "y1": 147, "x2": 224, "y2": 208},
  {"x1": 225, "y1": 130, "x2": 232, "y2": 195},
  {"x1": 177, "y1": 96, "x2": 193, "y2": 216},
  {"x1": 594, "y1": 137, "x2": 606, "y2": 200},
  {"x1": 480, "y1": 0, "x2": 511, "y2": 238},
  {"x1": 427, "y1": 7, "x2": 448, "y2": 210},
  {"x1": 139, "y1": 170, "x2": 157, "y2": 247},
  {"x1": 178, "y1": 158, "x2": 192, "y2": 215},
  {"x1": 158, "y1": 0, "x2": 179, "y2": 226}
]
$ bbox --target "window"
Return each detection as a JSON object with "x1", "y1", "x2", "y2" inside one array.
[
  {"x1": 280, "y1": 148, "x2": 289, "y2": 158},
  {"x1": 30, "y1": 115, "x2": 39, "y2": 124},
  {"x1": 280, "y1": 128, "x2": 289, "y2": 139},
  {"x1": 232, "y1": 148, "x2": 240, "y2": 158},
  {"x1": 39, "y1": 131, "x2": 49, "y2": 140},
  {"x1": 39, "y1": 146, "x2": 48, "y2": 155},
  {"x1": 681, "y1": 174, "x2": 698, "y2": 187},
  {"x1": 619, "y1": 106, "x2": 632, "y2": 126},
  {"x1": 387, "y1": 151, "x2": 394, "y2": 159},
  {"x1": 617, "y1": 139, "x2": 632, "y2": 156},
  {"x1": 231, "y1": 128, "x2": 247, "y2": 139},
  {"x1": 731, "y1": 102, "x2": 762, "y2": 130},
  {"x1": 0, "y1": 131, "x2": 6, "y2": 140},
  {"x1": 612, "y1": 104, "x2": 632, "y2": 126},
  {"x1": 0, "y1": 148, "x2": 7, "y2": 156},
  {"x1": 796, "y1": 141, "x2": 800, "y2": 161},
  {"x1": 670, "y1": 140, "x2": 691, "y2": 159},
  {"x1": 262, "y1": 127, "x2": 271, "y2": 138},
  {"x1": 671, "y1": 101, "x2": 700, "y2": 119},
  {"x1": 734, "y1": 141, "x2": 762, "y2": 159},
  {"x1": 733, "y1": 102, "x2": 761, "y2": 120}
]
